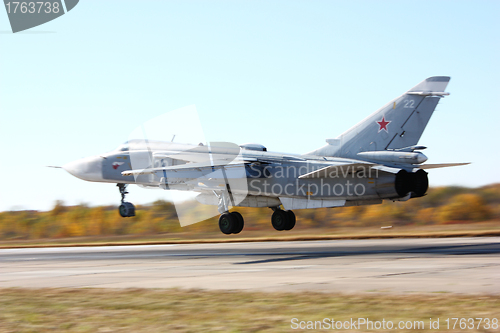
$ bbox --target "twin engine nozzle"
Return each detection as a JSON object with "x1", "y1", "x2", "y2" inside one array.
[{"x1": 395, "y1": 169, "x2": 428, "y2": 198}]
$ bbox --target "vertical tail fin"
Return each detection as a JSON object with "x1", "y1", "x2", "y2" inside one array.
[{"x1": 307, "y1": 76, "x2": 450, "y2": 158}]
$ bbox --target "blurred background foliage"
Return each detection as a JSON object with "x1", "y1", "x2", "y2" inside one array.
[{"x1": 0, "y1": 184, "x2": 498, "y2": 240}]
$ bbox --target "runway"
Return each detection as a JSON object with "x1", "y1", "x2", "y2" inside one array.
[{"x1": 0, "y1": 237, "x2": 499, "y2": 293}]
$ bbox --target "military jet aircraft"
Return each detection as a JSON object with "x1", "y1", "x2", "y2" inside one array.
[{"x1": 63, "y1": 76, "x2": 468, "y2": 234}]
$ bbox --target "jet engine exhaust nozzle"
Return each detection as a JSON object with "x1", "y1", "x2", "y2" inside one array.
[{"x1": 395, "y1": 169, "x2": 428, "y2": 198}]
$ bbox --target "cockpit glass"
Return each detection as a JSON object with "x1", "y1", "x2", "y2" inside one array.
[{"x1": 115, "y1": 142, "x2": 129, "y2": 152}]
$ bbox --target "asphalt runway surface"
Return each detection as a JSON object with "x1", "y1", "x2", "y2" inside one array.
[{"x1": 0, "y1": 238, "x2": 499, "y2": 293}]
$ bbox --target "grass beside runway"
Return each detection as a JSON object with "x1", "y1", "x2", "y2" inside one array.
[
  {"x1": 0, "y1": 222, "x2": 499, "y2": 249},
  {"x1": 0, "y1": 288, "x2": 499, "y2": 332}
]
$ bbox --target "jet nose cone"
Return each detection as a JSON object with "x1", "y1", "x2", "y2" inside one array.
[
  {"x1": 417, "y1": 153, "x2": 428, "y2": 164},
  {"x1": 63, "y1": 156, "x2": 103, "y2": 182}
]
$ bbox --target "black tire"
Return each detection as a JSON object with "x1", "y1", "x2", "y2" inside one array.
[
  {"x1": 271, "y1": 210, "x2": 288, "y2": 231},
  {"x1": 119, "y1": 202, "x2": 135, "y2": 217},
  {"x1": 231, "y1": 212, "x2": 244, "y2": 234},
  {"x1": 219, "y1": 213, "x2": 236, "y2": 235},
  {"x1": 284, "y1": 210, "x2": 296, "y2": 230}
]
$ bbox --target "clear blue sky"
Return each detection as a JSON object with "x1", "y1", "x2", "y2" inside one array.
[{"x1": 1, "y1": 0, "x2": 499, "y2": 211}]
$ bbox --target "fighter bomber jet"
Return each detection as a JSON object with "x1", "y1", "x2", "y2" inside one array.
[{"x1": 63, "y1": 77, "x2": 467, "y2": 234}]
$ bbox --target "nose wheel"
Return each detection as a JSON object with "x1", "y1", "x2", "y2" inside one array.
[
  {"x1": 117, "y1": 183, "x2": 135, "y2": 217},
  {"x1": 119, "y1": 202, "x2": 135, "y2": 217}
]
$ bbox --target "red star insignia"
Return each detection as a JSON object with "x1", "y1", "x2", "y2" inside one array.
[{"x1": 376, "y1": 116, "x2": 390, "y2": 132}]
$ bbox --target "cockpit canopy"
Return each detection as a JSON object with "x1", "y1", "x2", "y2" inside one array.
[
  {"x1": 239, "y1": 143, "x2": 267, "y2": 152},
  {"x1": 115, "y1": 143, "x2": 129, "y2": 152}
]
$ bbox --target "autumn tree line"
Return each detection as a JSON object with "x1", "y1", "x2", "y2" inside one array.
[{"x1": 0, "y1": 184, "x2": 499, "y2": 240}]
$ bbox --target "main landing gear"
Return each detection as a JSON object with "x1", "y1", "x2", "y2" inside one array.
[
  {"x1": 214, "y1": 190, "x2": 296, "y2": 235},
  {"x1": 218, "y1": 211, "x2": 244, "y2": 235},
  {"x1": 271, "y1": 208, "x2": 296, "y2": 231},
  {"x1": 117, "y1": 183, "x2": 135, "y2": 217},
  {"x1": 217, "y1": 207, "x2": 296, "y2": 235}
]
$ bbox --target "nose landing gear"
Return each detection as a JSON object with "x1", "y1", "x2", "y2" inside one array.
[{"x1": 117, "y1": 183, "x2": 135, "y2": 217}]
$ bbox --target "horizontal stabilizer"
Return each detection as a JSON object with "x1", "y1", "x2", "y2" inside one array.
[
  {"x1": 298, "y1": 163, "x2": 379, "y2": 179},
  {"x1": 417, "y1": 162, "x2": 470, "y2": 170}
]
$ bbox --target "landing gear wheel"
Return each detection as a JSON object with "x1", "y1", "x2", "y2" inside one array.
[
  {"x1": 284, "y1": 210, "x2": 296, "y2": 230},
  {"x1": 231, "y1": 212, "x2": 244, "y2": 234},
  {"x1": 219, "y1": 212, "x2": 237, "y2": 235},
  {"x1": 117, "y1": 184, "x2": 135, "y2": 217},
  {"x1": 119, "y1": 202, "x2": 135, "y2": 217},
  {"x1": 271, "y1": 210, "x2": 288, "y2": 231}
]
